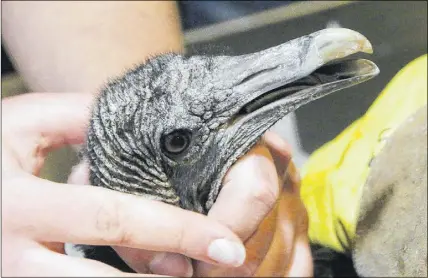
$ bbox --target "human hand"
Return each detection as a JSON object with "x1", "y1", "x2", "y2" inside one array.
[
  {"x1": 192, "y1": 131, "x2": 313, "y2": 277},
  {"x1": 1, "y1": 92, "x2": 247, "y2": 277},
  {"x1": 69, "y1": 130, "x2": 313, "y2": 277}
]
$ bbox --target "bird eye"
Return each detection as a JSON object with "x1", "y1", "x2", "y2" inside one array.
[{"x1": 161, "y1": 129, "x2": 192, "y2": 156}]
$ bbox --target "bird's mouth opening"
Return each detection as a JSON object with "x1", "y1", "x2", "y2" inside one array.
[{"x1": 236, "y1": 58, "x2": 379, "y2": 118}]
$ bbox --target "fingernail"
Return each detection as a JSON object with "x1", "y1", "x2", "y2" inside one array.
[
  {"x1": 149, "y1": 252, "x2": 193, "y2": 277},
  {"x1": 208, "y1": 239, "x2": 246, "y2": 267}
]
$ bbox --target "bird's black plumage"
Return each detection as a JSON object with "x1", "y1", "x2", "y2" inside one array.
[{"x1": 72, "y1": 28, "x2": 379, "y2": 276}]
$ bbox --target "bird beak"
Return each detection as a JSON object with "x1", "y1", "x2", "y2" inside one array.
[
  {"x1": 222, "y1": 27, "x2": 379, "y2": 143},
  {"x1": 205, "y1": 28, "x2": 379, "y2": 209},
  {"x1": 224, "y1": 28, "x2": 379, "y2": 129}
]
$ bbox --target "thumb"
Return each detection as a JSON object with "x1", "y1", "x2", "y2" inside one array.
[{"x1": 114, "y1": 247, "x2": 193, "y2": 277}]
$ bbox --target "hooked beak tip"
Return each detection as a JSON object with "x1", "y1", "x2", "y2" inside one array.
[{"x1": 315, "y1": 28, "x2": 374, "y2": 62}]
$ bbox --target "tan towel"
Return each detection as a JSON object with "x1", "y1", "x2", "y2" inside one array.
[{"x1": 353, "y1": 106, "x2": 427, "y2": 277}]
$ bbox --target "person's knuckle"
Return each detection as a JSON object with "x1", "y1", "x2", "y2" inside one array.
[
  {"x1": 94, "y1": 197, "x2": 131, "y2": 245},
  {"x1": 249, "y1": 180, "x2": 278, "y2": 213},
  {"x1": 172, "y1": 220, "x2": 188, "y2": 254}
]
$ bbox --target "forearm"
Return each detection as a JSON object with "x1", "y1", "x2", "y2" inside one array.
[{"x1": 2, "y1": 1, "x2": 184, "y2": 93}]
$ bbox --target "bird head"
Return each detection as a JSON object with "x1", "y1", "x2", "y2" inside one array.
[{"x1": 85, "y1": 28, "x2": 379, "y2": 214}]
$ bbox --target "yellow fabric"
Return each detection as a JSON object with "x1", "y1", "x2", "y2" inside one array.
[{"x1": 300, "y1": 54, "x2": 428, "y2": 252}]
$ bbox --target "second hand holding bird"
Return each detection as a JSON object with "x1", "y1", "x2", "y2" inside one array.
[{"x1": 69, "y1": 131, "x2": 312, "y2": 277}]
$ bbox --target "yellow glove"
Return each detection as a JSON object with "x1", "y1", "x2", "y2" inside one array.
[{"x1": 300, "y1": 54, "x2": 427, "y2": 252}]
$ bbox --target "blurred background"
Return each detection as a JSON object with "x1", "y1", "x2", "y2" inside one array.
[{"x1": 2, "y1": 1, "x2": 427, "y2": 183}]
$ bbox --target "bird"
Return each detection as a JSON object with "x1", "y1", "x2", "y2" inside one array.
[{"x1": 67, "y1": 28, "x2": 379, "y2": 274}]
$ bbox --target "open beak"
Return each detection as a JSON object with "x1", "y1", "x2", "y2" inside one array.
[
  {"x1": 225, "y1": 28, "x2": 379, "y2": 132},
  {"x1": 205, "y1": 28, "x2": 379, "y2": 209},
  {"x1": 222, "y1": 28, "x2": 379, "y2": 146}
]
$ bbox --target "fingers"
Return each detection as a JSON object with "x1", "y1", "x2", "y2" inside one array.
[
  {"x1": 263, "y1": 131, "x2": 293, "y2": 171},
  {"x1": 114, "y1": 247, "x2": 193, "y2": 277},
  {"x1": 2, "y1": 93, "x2": 94, "y2": 172},
  {"x1": 208, "y1": 143, "x2": 281, "y2": 241},
  {"x1": 285, "y1": 236, "x2": 313, "y2": 277},
  {"x1": 194, "y1": 204, "x2": 278, "y2": 277},
  {"x1": 256, "y1": 198, "x2": 296, "y2": 277},
  {"x1": 253, "y1": 222, "x2": 313, "y2": 277},
  {"x1": 278, "y1": 177, "x2": 312, "y2": 277},
  {"x1": 257, "y1": 168, "x2": 312, "y2": 277},
  {"x1": 4, "y1": 241, "x2": 168, "y2": 277},
  {"x1": 4, "y1": 175, "x2": 246, "y2": 268},
  {"x1": 202, "y1": 134, "x2": 291, "y2": 275},
  {"x1": 237, "y1": 206, "x2": 278, "y2": 275},
  {"x1": 2, "y1": 92, "x2": 93, "y2": 144},
  {"x1": 68, "y1": 162, "x2": 194, "y2": 277}
]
